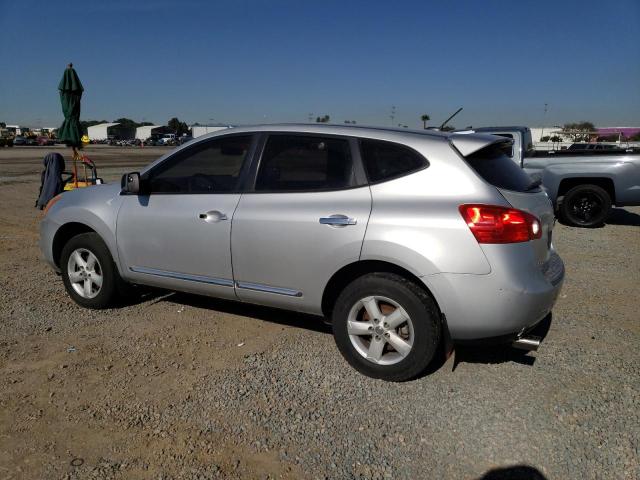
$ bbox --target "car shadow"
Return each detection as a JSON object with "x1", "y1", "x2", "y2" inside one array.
[
  {"x1": 607, "y1": 208, "x2": 640, "y2": 226},
  {"x1": 158, "y1": 291, "x2": 332, "y2": 334},
  {"x1": 451, "y1": 314, "x2": 552, "y2": 370},
  {"x1": 476, "y1": 465, "x2": 548, "y2": 479},
  {"x1": 123, "y1": 288, "x2": 554, "y2": 376}
]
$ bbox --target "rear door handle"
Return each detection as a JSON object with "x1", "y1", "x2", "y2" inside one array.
[
  {"x1": 199, "y1": 210, "x2": 228, "y2": 223},
  {"x1": 319, "y1": 214, "x2": 357, "y2": 227}
]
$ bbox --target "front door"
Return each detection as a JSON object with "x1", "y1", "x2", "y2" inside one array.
[
  {"x1": 231, "y1": 134, "x2": 371, "y2": 313},
  {"x1": 116, "y1": 134, "x2": 255, "y2": 299}
]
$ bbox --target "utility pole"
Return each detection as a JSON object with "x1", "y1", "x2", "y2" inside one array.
[
  {"x1": 541, "y1": 103, "x2": 548, "y2": 139},
  {"x1": 390, "y1": 105, "x2": 396, "y2": 126}
]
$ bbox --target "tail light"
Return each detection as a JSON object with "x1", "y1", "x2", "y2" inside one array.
[{"x1": 459, "y1": 204, "x2": 542, "y2": 244}]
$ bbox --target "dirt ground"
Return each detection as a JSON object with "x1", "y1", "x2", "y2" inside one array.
[{"x1": 0, "y1": 146, "x2": 639, "y2": 479}]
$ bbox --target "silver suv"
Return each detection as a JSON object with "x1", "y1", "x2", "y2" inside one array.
[{"x1": 40, "y1": 124, "x2": 564, "y2": 381}]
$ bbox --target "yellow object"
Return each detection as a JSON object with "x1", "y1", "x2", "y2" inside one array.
[
  {"x1": 64, "y1": 180, "x2": 92, "y2": 191},
  {"x1": 81, "y1": 135, "x2": 90, "y2": 144}
]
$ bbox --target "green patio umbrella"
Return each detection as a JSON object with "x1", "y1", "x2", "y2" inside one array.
[{"x1": 57, "y1": 63, "x2": 84, "y2": 148}]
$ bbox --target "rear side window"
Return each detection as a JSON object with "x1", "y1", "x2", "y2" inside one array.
[
  {"x1": 255, "y1": 135, "x2": 355, "y2": 192},
  {"x1": 360, "y1": 139, "x2": 428, "y2": 183},
  {"x1": 465, "y1": 145, "x2": 537, "y2": 192}
]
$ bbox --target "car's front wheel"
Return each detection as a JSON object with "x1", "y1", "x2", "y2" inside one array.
[
  {"x1": 332, "y1": 273, "x2": 441, "y2": 381},
  {"x1": 60, "y1": 232, "x2": 123, "y2": 309}
]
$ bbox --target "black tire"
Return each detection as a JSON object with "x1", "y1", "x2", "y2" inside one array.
[
  {"x1": 60, "y1": 232, "x2": 123, "y2": 309},
  {"x1": 332, "y1": 273, "x2": 441, "y2": 382},
  {"x1": 558, "y1": 184, "x2": 611, "y2": 228}
]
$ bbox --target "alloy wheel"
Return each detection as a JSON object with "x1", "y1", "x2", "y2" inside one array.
[
  {"x1": 67, "y1": 248, "x2": 103, "y2": 299},
  {"x1": 347, "y1": 295, "x2": 414, "y2": 365}
]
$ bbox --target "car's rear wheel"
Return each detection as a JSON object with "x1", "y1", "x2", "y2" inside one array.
[
  {"x1": 559, "y1": 184, "x2": 611, "y2": 228},
  {"x1": 332, "y1": 273, "x2": 441, "y2": 381},
  {"x1": 60, "y1": 232, "x2": 123, "y2": 309}
]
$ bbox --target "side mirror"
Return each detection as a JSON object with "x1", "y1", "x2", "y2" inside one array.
[{"x1": 121, "y1": 172, "x2": 141, "y2": 194}]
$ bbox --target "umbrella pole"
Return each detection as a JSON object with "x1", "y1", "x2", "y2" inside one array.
[{"x1": 72, "y1": 146, "x2": 79, "y2": 188}]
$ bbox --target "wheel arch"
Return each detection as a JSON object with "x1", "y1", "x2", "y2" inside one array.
[
  {"x1": 321, "y1": 260, "x2": 443, "y2": 320},
  {"x1": 52, "y1": 223, "x2": 97, "y2": 268},
  {"x1": 557, "y1": 177, "x2": 616, "y2": 204}
]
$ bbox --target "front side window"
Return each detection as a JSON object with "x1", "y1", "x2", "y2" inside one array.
[
  {"x1": 255, "y1": 135, "x2": 355, "y2": 192},
  {"x1": 359, "y1": 138, "x2": 428, "y2": 183},
  {"x1": 147, "y1": 135, "x2": 252, "y2": 193}
]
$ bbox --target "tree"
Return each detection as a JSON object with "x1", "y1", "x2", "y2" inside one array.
[
  {"x1": 420, "y1": 114, "x2": 430, "y2": 129},
  {"x1": 630, "y1": 132, "x2": 640, "y2": 142},
  {"x1": 0, "y1": 122, "x2": 5, "y2": 128},
  {"x1": 168, "y1": 117, "x2": 189, "y2": 136},
  {"x1": 550, "y1": 135, "x2": 562, "y2": 143},
  {"x1": 562, "y1": 121, "x2": 596, "y2": 142},
  {"x1": 113, "y1": 117, "x2": 140, "y2": 130},
  {"x1": 316, "y1": 115, "x2": 330, "y2": 123},
  {"x1": 540, "y1": 136, "x2": 551, "y2": 142}
]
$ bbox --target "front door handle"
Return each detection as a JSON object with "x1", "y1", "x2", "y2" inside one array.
[
  {"x1": 319, "y1": 214, "x2": 357, "y2": 227},
  {"x1": 199, "y1": 210, "x2": 228, "y2": 223}
]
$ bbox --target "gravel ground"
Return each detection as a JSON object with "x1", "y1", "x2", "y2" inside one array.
[{"x1": 0, "y1": 147, "x2": 639, "y2": 479}]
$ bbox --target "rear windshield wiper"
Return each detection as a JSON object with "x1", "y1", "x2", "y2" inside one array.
[{"x1": 525, "y1": 177, "x2": 542, "y2": 191}]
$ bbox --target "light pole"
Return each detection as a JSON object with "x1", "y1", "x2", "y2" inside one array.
[{"x1": 541, "y1": 103, "x2": 548, "y2": 139}]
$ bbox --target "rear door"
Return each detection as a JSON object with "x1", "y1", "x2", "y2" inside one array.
[{"x1": 231, "y1": 133, "x2": 371, "y2": 314}]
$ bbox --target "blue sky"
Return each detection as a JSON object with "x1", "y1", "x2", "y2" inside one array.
[{"x1": 1, "y1": 0, "x2": 639, "y2": 128}]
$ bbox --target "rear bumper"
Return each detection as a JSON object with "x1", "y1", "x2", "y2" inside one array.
[{"x1": 422, "y1": 250, "x2": 564, "y2": 341}]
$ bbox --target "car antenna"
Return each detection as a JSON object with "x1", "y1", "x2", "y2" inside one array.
[{"x1": 439, "y1": 107, "x2": 463, "y2": 130}]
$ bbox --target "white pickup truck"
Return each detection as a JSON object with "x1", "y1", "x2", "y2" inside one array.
[{"x1": 457, "y1": 126, "x2": 640, "y2": 227}]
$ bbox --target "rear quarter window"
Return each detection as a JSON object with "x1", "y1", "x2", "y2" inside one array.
[
  {"x1": 359, "y1": 138, "x2": 428, "y2": 183},
  {"x1": 465, "y1": 145, "x2": 537, "y2": 192}
]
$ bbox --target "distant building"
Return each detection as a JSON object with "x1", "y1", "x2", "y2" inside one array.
[
  {"x1": 135, "y1": 125, "x2": 164, "y2": 140},
  {"x1": 191, "y1": 124, "x2": 232, "y2": 138},
  {"x1": 531, "y1": 126, "x2": 640, "y2": 143},
  {"x1": 87, "y1": 123, "x2": 135, "y2": 140}
]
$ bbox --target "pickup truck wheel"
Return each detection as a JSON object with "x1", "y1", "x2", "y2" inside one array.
[
  {"x1": 60, "y1": 232, "x2": 123, "y2": 309},
  {"x1": 559, "y1": 184, "x2": 611, "y2": 228},
  {"x1": 332, "y1": 273, "x2": 441, "y2": 382}
]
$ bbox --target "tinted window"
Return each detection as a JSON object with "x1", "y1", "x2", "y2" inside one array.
[
  {"x1": 256, "y1": 135, "x2": 354, "y2": 191},
  {"x1": 148, "y1": 135, "x2": 251, "y2": 193},
  {"x1": 360, "y1": 139, "x2": 428, "y2": 183},
  {"x1": 465, "y1": 145, "x2": 538, "y2": 192}
]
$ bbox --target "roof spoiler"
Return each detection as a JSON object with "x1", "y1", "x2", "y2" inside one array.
[{"x1": 449, "y1": 133, "x2": 513, "y2": 157}]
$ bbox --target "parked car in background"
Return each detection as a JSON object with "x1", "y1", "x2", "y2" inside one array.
[
  {"x1": 178, "y1": 135, "x2": 193, "y2": 146},
  {"x1": 13, "y1": 136, "x2": 27, "y2": 146},
  {"x1": 456, "y1": 126, "x2": 640, "y2": 227},
  {"x1": 567, "y1": 143, "x2": 620, "y2": 151},
  {"x1": 160, "y1": 133, "x2": 177, "y2": 145},
  {"x1": 37, "y1": 136, "x2": 55, "y2": 146},
  {"x1": 40, "y1": 124, "x2": 564, "y2": 381}
]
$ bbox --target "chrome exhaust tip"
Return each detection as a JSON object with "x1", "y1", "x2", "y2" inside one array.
[{"x1": 512, "y1": 335, "x2": 541, "y2": 351}]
